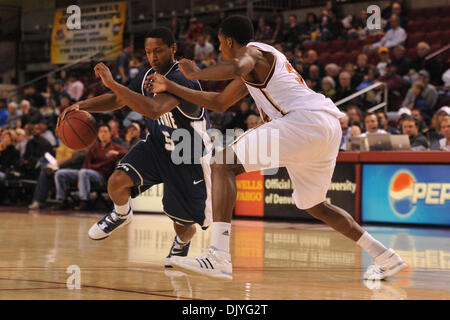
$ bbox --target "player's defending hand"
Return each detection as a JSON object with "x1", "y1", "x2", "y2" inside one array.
[
  {"x1": 145, "y1": 73, "x2": 169, "y2": 94},
  {"x1": 178, "y1": 58, "x2": 201, "y2": 80},
  {"x1": 56, "y1": 103, "x2": 79, "y2": 133},
  {"x1": 94, "y1": 62, "x2": 116, "y2": 89}
]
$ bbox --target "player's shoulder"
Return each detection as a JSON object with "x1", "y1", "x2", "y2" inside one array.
[{"x1": 167, "y1": 63, "x2": 201, "y2": 90}]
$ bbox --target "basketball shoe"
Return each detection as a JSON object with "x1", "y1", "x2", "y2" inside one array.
[
  {"x1": 165, "y1": 236, "x2": 192, "y2": 268},
  {"x1": 363, "y1": 248, "x2": 407, "y2": 280},
  {"x1": 171, "y1": 246, "x2": 233, "y2": 280},
  {"x1": 88, "y1": 207, "x2": 133, "y2": 240}
]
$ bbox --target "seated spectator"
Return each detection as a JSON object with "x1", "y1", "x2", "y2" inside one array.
[
  {"x1": 124, "y1": 122, "x2": 141, "y2": 149},
  {"x1": 417, "y1": 70, "x2": 438, "y2": 111},
  {"x1": 377, "y1": 63, "x2": 405, "y2": 92},
  {"x1": 269, "y1": 14, "x2": 287, "y2": 44},
  {"x1": 306, "y1": 64, "x2": 321, "y2": 91},
  {"x1": 334, "y1": 71, "x2": 356, "y2": 102},
  {"x1": 351, "y1": 8, "x2": 381, "y2": 40},
  {"x1": 376, "y1": 110, "x2": 400, "y2": 134},
  {"x1": 320, "y1": 76, "x2": 336, "y2": 100},
  {"x1": 406, "y1": 81, "x2": 433, "y2": 122},
  {"x1": 19, "y1": 99, "x2": 42, "y2": 127},
  {"x1": 391, "y1": 45, "x2": 410, "y2": 77},
  {"x1": 324, "y1": 63, "x2": 340, "y2": 84},
  {"x1": 59, "y1": 95, "x2": 72, "y2": 114},
  {"x1": 185, "y1": 17, "x2": 203, "y2": 42},
  {"x1": 28, "y1": 147, "x2": 87, "y2": 210},
  {"x1": 194, "y1": 35, "x2": 214, "y2": 64},
  {"x1": 357, "y1": 66, "x2": 380, "y2": 91},
  {"x1": 384, "y1": 2, "x2": 408, "y2": 31},
  {"x1": 227, "y1": 98, "x2": 256, "y2": 131},
  {"x1": 15, "y1": 127, "x2": 29, "y2": 158},
  {"x1": 122, "y1": 110, "x2": 143, "y2": 128},
  {"x1": 353, "y1": 54, "x2": 370, "y2": 87},
  {"x1": 365, "y1": 14, "x2": 407, "y2": 50},
  {"x1": 319, "y1": 10, "x2": 344, "y2": 41},
  {"x1": 302, "y1": 12, "x2": 320, "y2": 42},
  {"x1": 6, "y1": 102, "x2": 22, "y2": 129},
  {"x1": 424, "y1": 106, "x2": 450, "y2": 149},
  {"x1": 302, "y1": 50, "x2": 322, "y2": 77},
  {"x1": 285, "y1": 14, "x2": 303, "y2": 47},
  {"x1": 339, "y1": 115, "x2": 350, "y2": 150},
  {"x1": 254, "y1": 16, "x2": 273, "y2": 43},
  {"x1": 437, "y1": 68, "x2": 450, "y2": 104},
  {"x1": 400, "y1": 115, "x2": 429, "y2": 150},
  {"x1": 245, "y1": 114, "x2": 261, "y2": 130},
  {"x1": 66, "y1": 73, "x2": 85, "y2": 102},
  {"x1": 0, "y1": 99, "x2": 8, "y2": 128},
  {"x1": 0, "y1": 129, "x2": 20, "y2": 182},
  {"x1": 376, "y1": 46, "x2": 391, "y2": 77},
  {"x1": 52, "y1": 79, "x2": 70, "y2": 107},
  {"x1": 439, "y1": 116, "x2": 450, "y2": 151},
  {"x1": 410, "y1": 42, "x2": 443, "y2": 84},
  {"x1": 411, "y1": 108, "x2": 429, "y2": 133},
  {"x1": 346, "y1": 105, "x2": 364, "y2": 128},
  {"x1": 108, "y1": 119, "x2": 126, "y2": 148},
  {"x1": 54, "y1": 124, "x2": 127, "y2": 210},
  {"x1": 39, "y1": 120, "x2": 57, "y2": 147},
  {"x1": 19, "y1": 123, "x2": 53, "y2": 179},
  {"x1": 24, "y1": 85, "x2": 46, "y2": 109},
  {"x1": 360, "y1": 112, "x2": 388, "y2": 137},
  {"x1": 129, "y1": 55, "x2": 143, "y2": 80}
]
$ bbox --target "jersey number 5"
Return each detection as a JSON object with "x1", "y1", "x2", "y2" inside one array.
[{"x1": 285, "y1": 61, "x2": 306, "y2": 86}]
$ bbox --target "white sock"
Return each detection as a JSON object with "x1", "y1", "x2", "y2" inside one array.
[
  {"x1": 211, "y1": 222, "x2": 231, "y2": 253},
  {"x1": 176, "y1": 235, "x2": 188, "y2": 244},
  {"x1": 114, "y1": 198, "x2": 131, "y2": 216},
  {"x1": 357, "y1": 231, "x2": 388, "y2": 259}
]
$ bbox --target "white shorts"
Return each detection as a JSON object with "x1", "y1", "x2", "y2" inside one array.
[{"x1": 231, "y1": 109, "x2": 342, "y2": 210}]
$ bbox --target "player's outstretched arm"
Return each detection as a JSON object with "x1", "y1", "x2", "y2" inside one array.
[
  {"x1": 94, "y1": 62, "x2": 180, "y2": 119},
  {"x1": 148, "y1": 73, "x2": 248, "y2": 113},
  {"x1": 178, "y1": 47, "x2": 260, "y2": 81}
]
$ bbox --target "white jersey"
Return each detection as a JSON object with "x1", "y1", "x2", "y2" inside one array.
[{"x1": 243, "y1": 42, "x2": 345, "y2": 121}]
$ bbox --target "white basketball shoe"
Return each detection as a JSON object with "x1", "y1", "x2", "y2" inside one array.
[
  {"x1": 88, "y1": 208, "x2": 133, "y2": 240},
  {"x1": 170, "y1": 246, "x2": 233, "y2": 280},
  {"x1": 363, "y1": 248, "x2": 408, "y2": 280}
]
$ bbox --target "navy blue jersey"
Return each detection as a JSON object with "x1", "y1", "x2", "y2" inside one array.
[{"x1": 128, "y1": 62, "x2": 210, "y2": 164}]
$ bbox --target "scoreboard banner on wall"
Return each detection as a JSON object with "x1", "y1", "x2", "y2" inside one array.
[
  {"x1": 362, "y1": 164, "x2": 450, "y2": 226},
  {"x1": 235, "y1": 163, "x2": 357, "y2": 220}
]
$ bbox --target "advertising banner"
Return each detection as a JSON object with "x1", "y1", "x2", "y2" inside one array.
[
  {"x1": 235, "y1": 163, "x2": 357, "y2": 220},
  {"x1": 51, "y1": 2, "x2": 126, "y2": 64},
  {"x1": 362, "y1": 164, "x2": 450, "y2": 226}
]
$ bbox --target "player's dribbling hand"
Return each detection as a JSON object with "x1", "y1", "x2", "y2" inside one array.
[
  {"x1": 145, "y1": 73, "x2": 169, "y2": 93},
  {"x1": 178, "y1": 58, "x2": 200, "y2": 80},
  {"x1": 56, "y1": 104, "x2": 79, "y2": 133},
  {"x1": 94, "y1": 62, "x2": 115, "y2": 89}
]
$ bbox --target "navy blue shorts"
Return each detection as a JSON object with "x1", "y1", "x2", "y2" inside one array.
[{"x1": 116, "y1": 139, "x2": 211, "y2": 228}]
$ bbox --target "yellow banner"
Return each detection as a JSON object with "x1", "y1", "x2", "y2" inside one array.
[{"x1": 51, "y1": 2, "x2": 127, "y2": 64}]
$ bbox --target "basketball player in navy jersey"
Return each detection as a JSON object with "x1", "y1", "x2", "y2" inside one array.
[
  {"x1": 58, "y1": 27, "x2": 212, "y2": 268},
  {"x1": 147, "y1": 16, "x2": 407, "y2": 280}
]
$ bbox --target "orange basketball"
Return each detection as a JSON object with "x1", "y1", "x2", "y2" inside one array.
[{"x1": 58, "y1": 110, "x2": 98, "y2": 150}]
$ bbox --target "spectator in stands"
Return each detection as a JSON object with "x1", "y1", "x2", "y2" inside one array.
[
  {"x1": 410, "y1": 42, "x2": 443, "y2": 84},
  {"x1": 417, "y1": 70, "x2": 438, "y2": 111},
  {"x1": 170, "y1": 15, "x2": 182, "y2": 41},
  {"x1": 306, "y1": 65, "x2": 321, "y2": 91},
  {"x1": 285, "y1": 14, "x2": 303, "y2": 47},
  {"x1": 339, "y1": 114, "x2": 350, "y2": 150},
  {"x1": 377, "y1": 63, "x2": 405, "y2": 92},
  {"x1": 54, "y1": 124, "x2": 127, "y2": 210},
  {"x1": 108, "y1": 119, "x2": 126, "y2": 148},
  {"x1": 439, "y1": 116, "x2": 450, "y2": 151},
  {"x1": 18, "y1": 99, "x2": 42, "y2": 127},
  {"x1": 302, "y1": 50, "x2": 322, "y2": 77},
  {"x1": 351, "y1": 8, "x2": 381, "y2": 40},
  {"x1": 391, "y1": 45, "x2": 410, "y2": 77},
  {"x1": 66, "y1": 73, "x2": 85, "y2": 102},
  {"x1": 185, "y1": 17, "x2": 203, "y2": 42},
  {"x1": 113, "y1": 41, "x2": 134, "y2": 85},
  {"x1": 254, "y1": 16, "x2": 273, "y2": 43},
  {"x1": 15, "y1": 127, "x2": 28, "y2": 158},
  {"x1": 400, "y1": 115, "x2": 429, "y2": 150},
  {"x1": 357, "y1": 66, "x2": 379, "y2": 91},
  {"x1": 39, "y1": 121, "x2": 57, "y2": 147},
  {"x1": 0, "y1": 99, "x2": 8, "y2": 128},
  {"x1": 319, "y1": 10, "x2": 344, "y2": 41},
  {"x1": 302, "y1": 12, "x2": 320, "y2": 43},
  {"x1": 128, "y1": 55, "x2": 143, "y2": 80},
  {"x1": 376, "y1": 110, "x2": 400, "y2": 134},
  {"x1": 320, "y1": 76, "x2": 336, "y2": 100},
  {"x1": 438, "y1": 68, "x2": 450, "y2": 105},
  {"x1": 124, "y1": 122, "x2": 141, "y2": 150},
  {"x1": 194, "y1": 34, "x2": 214, "y2": 64},
  {"x1": 376, "y1": 46, "x2": 391, "y2": 77},
  {"x1": 19, "y1": 123, "x2": 53, "y2": 179},
  {"x1": 360, "y1": 112, "x2": 388, "y2": 137},
  {"x1": 0, "y1": 129, "x2": 20, "y2": 182},
  {"x1": 411, "y1": 108, "x2": 429, "y2": 133},
  {"x1": 385, "y1": 2, "x2": 408, "y2": 31},
  {"x1": 325, "y1": 63, "x2": 340, "y2": 84},
  {"x1": 269, "y1": 14, "x2": 287, "y2": 44},
  {"x1": 24, "y1": 85, "x2": 46, "y2": 109},
  {"x1": 52, "y1": 79, "x2": 70, "y2": 107},
  {"x1": 6, "y1": 102, "x2": 22, "y2": 129},
  {"x1": 402, "y1": 81, "x2": 433, "y2": 122},
  {"x1": 346, "y1": 105, "x2": 364, "y2": 128},
  {"x1": 227, "y1": 98, "x2": 256, "y2": 131},
  {"x1": 246, "y1": 114, "x2": 261, "y2": 130},
  {"x1": 353, "y1": 54, "x2": 370, "y2": 88},
  {"x1": 365, "y1": 15, "x2": 407, "y2": 50},
  {"x1": 334, "y1": 71, "x2": 355, "y2": 102}
]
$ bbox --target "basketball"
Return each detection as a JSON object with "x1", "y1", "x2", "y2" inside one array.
[{"x1": 58, "y1": 110, "x2": 98, "y2": 150}]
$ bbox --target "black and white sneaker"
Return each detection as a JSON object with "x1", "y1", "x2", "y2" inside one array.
[
  {"x1": 165, "y1": 236, "x2": 191, "y2": 268},
  {"x1": 88, "y1": 208, "x2": 133, "y2": 240}
]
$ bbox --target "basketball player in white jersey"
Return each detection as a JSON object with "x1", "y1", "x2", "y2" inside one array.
[{"x1": 147, "y1": 15, "x2": 407, "y2": 281}]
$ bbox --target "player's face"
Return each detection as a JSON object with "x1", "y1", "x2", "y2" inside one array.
[
  {"x1": 145, "y1": 38, "x2": 175, "y2": 73},
  {"x1": 218, "y1": 32, "x2": 234, "y2": 60}
]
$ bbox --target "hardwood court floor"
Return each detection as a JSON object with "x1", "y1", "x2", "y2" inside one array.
[{"x1": 0, "y1": 208, "x2": 449, "y2": 300}]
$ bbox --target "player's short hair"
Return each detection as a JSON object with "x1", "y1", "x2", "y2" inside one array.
[
  {"x1": 146, "y1": 27, "x2": 175, "y2": 47},
  {"x1": 219, "y1": 15, "x2": 254, "y2": 46}
]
